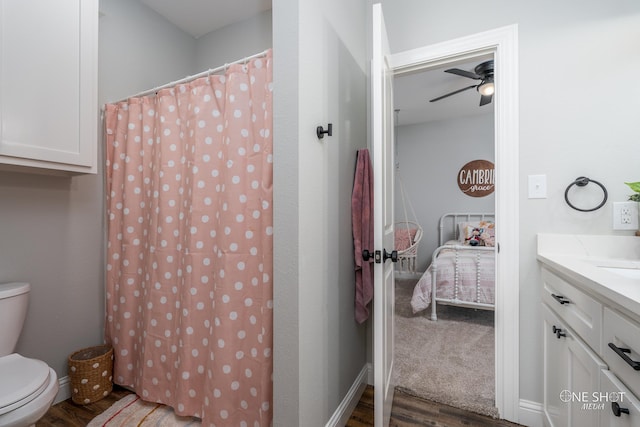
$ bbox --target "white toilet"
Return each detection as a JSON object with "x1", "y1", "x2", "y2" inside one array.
[{"x1": 0, "y1": 282, "x2": 59, "y2": 427}]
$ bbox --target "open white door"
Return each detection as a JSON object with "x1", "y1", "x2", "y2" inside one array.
[{"x1": 371, "y1": 4, "x2": 396, "y2": 426}]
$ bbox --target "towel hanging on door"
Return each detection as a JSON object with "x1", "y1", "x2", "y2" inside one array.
[{"x1": 352, "y1": 149, "x2": 374, "y2": 323}]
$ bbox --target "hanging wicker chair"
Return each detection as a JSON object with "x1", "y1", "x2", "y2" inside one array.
[
  {"x1": 394, "y1": 111, "x2": 423, "y2": 275},
  {"x1": 395, "y1": 177, "x2": 423, "y2": 275},
  {"x1": 395, "y1": 220, "x2": 423, "y2": 273}
]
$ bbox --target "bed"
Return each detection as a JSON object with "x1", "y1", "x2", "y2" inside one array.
[{"x1": 410, "y1": 213, "x2": 495, "y2": 321}]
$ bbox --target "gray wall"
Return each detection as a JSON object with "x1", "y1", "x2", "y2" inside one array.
[
  {"x1": 381, "y1": 0, "x2": 640, "y2": 410},
  {"x1": 99, "y1": 0, "x2": 196, "y2": 104},
  {"x1": 395, "y1": 114, "x2": 494, "y2": 270},
  {"x1": 195, "y1": 10, "x2": 272, "y2": 72},
  {"x1": 1, "y1": 0, "x2": 271, "y2": 386},
  {"x1": 273, "y1": 0, "x2": 369, "y2": 424},
  {"x1": 0, "y1": 169, "x2": 103, "y2": 375}
]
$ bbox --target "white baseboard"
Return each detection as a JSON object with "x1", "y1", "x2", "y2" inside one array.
[
  {"x1": 518, "y1": 399, "x2": 543, "y2": 427},
  {"x1": 54, "y1": 375, "x2": 71, "y2": 405},
  {"x1": 325, "y1": 364, "x2": 370, "y2": 427}
]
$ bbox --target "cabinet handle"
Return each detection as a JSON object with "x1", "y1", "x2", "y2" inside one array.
[
  {"x1": 608, "y1": 343, "x2": 640, "y2": 371},
  {"x1": 552, "y1": 325, "x2": 566, "y2": 339},
  {"x1": 551, "y1": 293, "x2": 571, "y2": 305},
  {"x1": 612, "y1": 401, "x2": 630, "y2": 417}
]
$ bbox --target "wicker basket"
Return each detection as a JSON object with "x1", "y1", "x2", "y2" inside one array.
[{"x1": 68, "y1": 345, "x2": 114, "y2": 404}]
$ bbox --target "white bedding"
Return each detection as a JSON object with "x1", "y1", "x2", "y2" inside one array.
[{"x1": 410, "y1": 245, "x2": 495, "y2": 314}]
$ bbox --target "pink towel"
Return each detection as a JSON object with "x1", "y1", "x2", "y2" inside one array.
[{"x1": 352, "y1": 149, "x2": 374, "y2": 323}]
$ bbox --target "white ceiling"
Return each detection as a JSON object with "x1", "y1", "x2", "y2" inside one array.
[
  {"x1": 138, "y1": 1, "x2": 492, "y2": 126},
  {"x1": 140, "y1": 0, "x2": 272, "y2": 39},
  {"x1": 394, "y1": 55, "x2": 494, "y2": 126}
]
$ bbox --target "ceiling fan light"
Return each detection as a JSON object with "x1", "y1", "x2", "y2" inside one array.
[{"x1": 478, "y1": 81, "x2": 495, "y2": 96}]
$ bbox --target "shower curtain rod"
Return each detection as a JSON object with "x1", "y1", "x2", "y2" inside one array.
[{"x1": 106, "y1": 49, "x2": 270, "y2": 105}]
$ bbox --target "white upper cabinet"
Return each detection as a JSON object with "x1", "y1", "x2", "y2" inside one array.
[{"x1": 0, "y1": 0, "x2": 98, "y2": 174}]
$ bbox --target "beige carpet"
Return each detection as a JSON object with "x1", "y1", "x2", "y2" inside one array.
[{"x1": 394, "y1": 278, "x2": 498, "y2": 418}]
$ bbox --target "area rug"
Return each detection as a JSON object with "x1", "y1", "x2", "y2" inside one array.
[
  {"x1": 87, "y1": 394, "x2": 201, "y2": 427},
  {"x1": 394, "y1": 278, "x2": 499, "y2": 418}
]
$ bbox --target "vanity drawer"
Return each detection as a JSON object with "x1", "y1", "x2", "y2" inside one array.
[
  {"x1": 604, "y1": 308, "x2": 640, "y2": 399},
  {"x1": 542, "y1": 267, "x2": 603, "y2": 353},
  {"x1": 600, "y1": 369, "x2": 640, "y2": 427}
]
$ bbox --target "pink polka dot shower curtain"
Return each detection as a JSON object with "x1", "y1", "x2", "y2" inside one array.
[{"x1": 103, "y1": 51, "x2": 273, "y2": 426}]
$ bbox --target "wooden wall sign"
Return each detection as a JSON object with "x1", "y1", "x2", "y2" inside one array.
[{"x1": 457, "y1": 159, "x2": 495, "y2": 197}]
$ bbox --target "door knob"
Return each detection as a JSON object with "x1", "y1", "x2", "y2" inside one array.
[{"x1": 383, "y1": 249, "x2": 398, "y2": 263}]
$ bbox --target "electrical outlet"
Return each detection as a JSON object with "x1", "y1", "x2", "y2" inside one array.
[{"x1": 613, "y1": 202, "x2": 639, "y2": 230}]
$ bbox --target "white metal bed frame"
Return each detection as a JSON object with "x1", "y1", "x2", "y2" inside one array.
[{"x1": 429, "y1": 212, "x2": 495, "y2": 321}]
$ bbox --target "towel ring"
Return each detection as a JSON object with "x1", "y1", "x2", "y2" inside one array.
[{"x1": 564, "y1": 176, "x2": 608, "y2": 212}]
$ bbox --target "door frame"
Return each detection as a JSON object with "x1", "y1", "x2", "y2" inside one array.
[{"x1": 389, "y1": 25, "x2": 520, "y2": 422}]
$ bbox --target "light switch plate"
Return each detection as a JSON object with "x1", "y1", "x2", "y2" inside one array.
[{"x1": 528, "y1": 174, "x2": 547, "y2": 199}]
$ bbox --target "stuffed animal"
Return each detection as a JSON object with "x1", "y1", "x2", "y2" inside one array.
[
  {"x1": 466, "y1": 227, "x2": 482, "y2": 246},
  {"x1": 480, "y1": 230, "x2": 495, "y2": 247}
]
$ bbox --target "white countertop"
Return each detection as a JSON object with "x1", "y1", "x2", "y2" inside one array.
[{"x1": 537, "y1": 234, "x2": 640, "y2": 318}]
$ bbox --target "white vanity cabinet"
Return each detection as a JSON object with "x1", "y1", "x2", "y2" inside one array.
[
  {"x1": 0, "y1": 0, "x2": 98, "y2": 174},
  {"x1": 543, "y1": 302, "x2": 606, "y2": 427},
  {"x1": 541, "y1": 264, "x2": 640, "y2": 427}
]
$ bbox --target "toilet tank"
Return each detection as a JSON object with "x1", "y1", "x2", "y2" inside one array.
[{"x1": 0, "y1": 282, "x2": 30, "y2": 357}]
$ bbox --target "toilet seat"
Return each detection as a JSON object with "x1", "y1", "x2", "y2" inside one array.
[{"x1": 0, "y1": 353, "x2": 51, "y2": 416}]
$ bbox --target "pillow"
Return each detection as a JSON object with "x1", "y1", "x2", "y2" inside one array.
[
  {"x1": 458, "y1": 221, "x2": 495, "y2": 246},
  {"x1": 395, "y1": 228, "x2": 417, "y2": 251},
  {"x1": 458, "y1": 221, "x2": 494, "y2": 241}
]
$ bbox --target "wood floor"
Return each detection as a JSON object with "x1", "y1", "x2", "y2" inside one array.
[
  {"x1": 348, "y1": 385, "x2": 523, "y2": 427},
  {"x1": 36, "y1": 386, "x2": 132, "y2": 427},
  {"x1": 38, "y1": 384, "x2": 523, "y2": 426}
]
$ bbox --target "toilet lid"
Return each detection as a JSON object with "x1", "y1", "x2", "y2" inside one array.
[{"x1": 0, "y1": 353, "x2": 50, "y2": 416}]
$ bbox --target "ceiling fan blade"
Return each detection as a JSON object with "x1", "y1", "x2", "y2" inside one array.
[
  {"x1": 479, "y1": 94, "x2": 493, "y2": 106},
  {"x1": 429, "y1": 84, "x2": 477, "y2": 102},
  {"x1": 445, "y1": 68, "x2": 482, "y2": 80}
]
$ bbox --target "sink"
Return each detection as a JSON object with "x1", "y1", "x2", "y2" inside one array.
[{"x1": 599, "y1": 266, "x2": 640, "y2": 280}]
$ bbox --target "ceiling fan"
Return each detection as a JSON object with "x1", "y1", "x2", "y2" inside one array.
[{"x1": 429, "y1": 60, "x2": 495, "y2": 106}]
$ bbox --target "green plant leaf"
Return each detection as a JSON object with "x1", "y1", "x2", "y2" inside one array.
[{"x1": 625, "y1": 182, "x2": 640, "y2": 193}]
